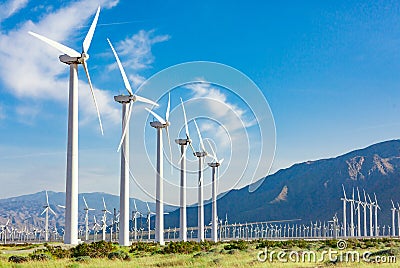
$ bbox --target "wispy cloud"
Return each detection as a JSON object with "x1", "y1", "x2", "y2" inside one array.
[
  {"x1": 0, "y1": 0, "x2": 121, "y2": 127},
  {"x1": 0, "y1": 0, "x2": 29, "y2": 22},
  {"x1": 110, "y1": 29, "x2": 170, "y2": 88}
]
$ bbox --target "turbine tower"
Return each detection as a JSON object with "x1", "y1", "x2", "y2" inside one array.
[
  {"x1": 391, "y1": 200, "x2": 396, "y2": 236},
  {"x1": 175, "y1": 98, "x2": 195, "y2": 242},
  {"x1": 193, "y1": 119, "x2": 209, "y2": 242},
  {"x1": 28, "y1": 7, "x2": 103, "y2": 245},
  {"x1": 340, "y1": 185, "x2": 348, "y2": 237},
  {"x1": 397, "y1": 202, "x2": 400, "y2": 237},
  {"x1": 101, "y1": 197, "x2": 112, "y2": 241},
  {"x1": 146, "y1": 202, "x2": 156, "y2": 240},
  {"x1": 132, "y1": 200, "x2": 140, "y2": 240},
  {"x1": 41, "y1": 191, "x2": 56, "y2": 242},
  {"x1": 82, "y1": 196, "x2": 95, "y2": 241},
  {"x1": 145, "y1": 94, "x2": 172, "y2": 246},
  {"x1": 107, "y1": 39, "x2": 158, "y2": 246},
  {"x1": 207, "y1": 140, "x2": 224, "y2": 243}
]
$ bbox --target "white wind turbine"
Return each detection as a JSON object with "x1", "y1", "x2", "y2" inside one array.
[
  {"x1": 175, "y1": 98, "x2": 195, "y2": 242},
  {"x1": 101, "y1": 197, "x2": 112, "y2": 241},
  {"x1": 82, "y1": 196, "x2": 95, "y2": 241},
  {"x1": 28, "y1": 7, "x2": 103, "y2": 245},
  {"x1": 367, "y1": 193, "x2": 374, "y2": 236},
  {"x1": 145, "y1": 94, "x2": 172, "y2": 246},
  {"x1": 107, "y1": 38, "x2": 158, "y2": 246},
  {"x1": 340, "y1": 184, "x2": 348, "y2": 237},
  {"x1": 0, "y1": 220, "x2": 10, "y2": 244},
  {"x1": 132, "y1": 200, "x2": 140, "y2": 240},
  {"x1": 397, "y1": 202, "x2": 400, "y2": 237},
  {"x1": 373, "y1": 193, "x2": 380, "y2": 236},
  {"x1": 206, "y1": 140, "x2": 224, "y2": 243},
  {"x1": 92, "y1": 215, "x2": 101, "y2": 242},
  {"x1": 146, "y1": 202, "x2": 156, "y2": 240},
  {"x1": 362, "y1": 189, "x2": 368, "y2": 237},
  {"x1": 193, "y1": 119, "x2": 210, "y2": 242},
  {"x1": 391, "y1": 200, "x2": 396, "y2": 236},
  {"x1": 41, "y1": 191, "x2": 56, "y2": 242},
  {"x1": 356, "y1": 187, "x2": 362, "y2": 237},
  {"x1": 350, "y1": 188, "x2": 355, "y2": 236}
]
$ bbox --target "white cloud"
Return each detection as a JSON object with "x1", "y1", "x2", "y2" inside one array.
[
  {"x1": 0, "y1": 0, "x2": 121, "y2": 127},
  {"x1": 0, "y1": 0, "x2": 29, "y2": 22},
  {"x1": 111, "y1": 30, "x2": 170, "y2": 89}
]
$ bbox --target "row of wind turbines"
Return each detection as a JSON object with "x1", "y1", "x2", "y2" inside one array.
[
  {"x1": 340, "y1": 184, "x2": 400, "y2": 237},
  {"x1": 28, "y1": 6, "x2": 224, "y2": 246}
]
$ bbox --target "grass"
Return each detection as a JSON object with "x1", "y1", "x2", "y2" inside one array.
[{"x1": 0, "y1": 239, "x2": 399, "y2": 267}]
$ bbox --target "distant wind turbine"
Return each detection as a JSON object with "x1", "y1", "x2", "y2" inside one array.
[
  {"x1": 82, "y1": 196, "x2": 95, "y2": 241},
  {"x1": 41, "y1": 191, "x2": 56, "y2": 242},
  {"x1": 101, "y1": 197, "x2": 112, "y2": 241}
]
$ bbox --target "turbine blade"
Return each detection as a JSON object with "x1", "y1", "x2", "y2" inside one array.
[
  {"x1": 374, "y1": 193, "x2": 378, "y2": 205},
  {"x1": 180, "y1": 98, "x2": 190, "y2": 139},
  {"x1": 49, "y1": 207, "x2": 56, "y2": 216},
  {"x1": 57, "y1": 205, "x2": 66, "y2": 209},
  {"x1": 83, "y1": 196, "x2": 89, "y2": 209},
  {"x1": 166, "y1": 92, "x2": 170, "y2": 122},
  {"x1": 193, "y1": 119, "x2": 205, "y2": 152},
  {"x1": 357, "y1": 187, "x2": 361, "y2": 202},
  {"x1": 133, "y1": 200, "x2": 137, "y2": 211},
  {"x1": 146, "y1": 202, "x2": 150, "y2": 212},
  {"x1": 82, "y1": 60, "x2": 104, "y2": 135},
  {"x1": 28, "y1": 31, "x2": 81, "y2": 57},
  {"x1": 165, "y1": 127, "x2": 173, "y2": 173},
  {"x1": 177, "y1": 145, "x2": 188, "y2": 164},
  {"x1": 392, "y1": 199, "x2": 395, "y2": 208},
  {"x1": 41, "y1": 208, "x2": 47, "y2": 215},
  {"x1": 219, "y1": 158, "x2": 224, "y2": 165},
  {"x1": 135, "y1": 95, "x2": 158, "y2": 106},
  {"x1": 145, "y1": 108, "x2": 166, "y2": 124},
  {"x1": 342, "y1": 184, "x2": 347, "y2": 200},
  {"x1": 82, "y1": 6, "x2": 100, "y2": 54},
  {"x1": 206, "y1": 140, "x2": 217, "y2": 161},
  {"x1": 45, "y1": 191, "x2": 49, "y2": 206},
  {"x1": 117, "y1": 102, "x2": 133, "y2": 152},
  {"x1": 102, "y1": 197, "x2": 106, "y2": 210},
  {"x1": 107, "y1": 38, "x2": 133, "y2": 95}
]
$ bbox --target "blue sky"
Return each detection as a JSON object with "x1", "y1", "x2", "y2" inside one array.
[{"x1": 0, "y1": 0, "x2": 399, "y2": 203}]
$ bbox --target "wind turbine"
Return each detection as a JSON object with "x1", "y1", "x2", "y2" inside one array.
[
  {"x1": 92, "y1": 215, "x2": 100, "y2": 242},
  {"x1": 145, "y1": 202, "x2": 156, "y2": 240},
  {"x1": 373, "y1": 193, "x2": 380, "y2": 236},
  {"x1": 82, "y1": 196, "x2": 95, "y2": 241},
  {"x1": 41, "y1": 191, "x2": 56, "y2": 242},
  {"x1": 28, "y1": 7, "x2": 103, "y2": 245},
  {"x1": 107, "y1": 38, "x2": 158, "y2": 246},
  {"x1": 0, "y1": 220, "x2": 10, "y2": 244},
  {"x1": 175, "y1": 98, "x2": 195, "y2": 242},
  {"x1": 207, "y1": 140, "x2": 224, "y2": 243},
  {"x1": 101, "y1": 197, "x2": 112, "y2": 241},
  {"x1": 397, "y1": 202, "x2": 400, "y2": 237},
  {"x1": 367, "y1": 193, "x2": 374, "y2": 236},
  {"x1": 362, "y1": 189, "x2": 368, "y2": 237},
  {"x1": 145, "y1": 94, "x2": 172, "y2": 246},
  {"x1": 193, "y1": 119, "x2": 209, "y2": 242},
  {"x1": 391, "y1": 200, "x2": 396, "y2": 236},
  {"x1": 132, "y1": 200, "x2": 140, "y2": 240},
  {"x1": 340, "y1": 184, "x2": 348, "y2": 237},
  {"x1": 356, "y1": 187, "x2": 361, "y2": 237},
  {"x1": 350, "y1": 188, "x2": 355, "y2": 236}
]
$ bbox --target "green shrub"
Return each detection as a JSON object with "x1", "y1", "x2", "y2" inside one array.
[
  {"x1": 29, "y1": 253, "x2": 52, "y2": 261},
  {"x1": 224, "y1": 240, "x2": 248, "y2": 250},
  {"x1": 72, "y1": 241, "x2": 116, "y2": 258},
  {"x1": 130, "y1": 242, "x2": 160, "y2": 253},
  {"x1": 108, "y1": 250, "x2": 130, "y2": 260},
  {"x1": 8, "y1": 255, "x2": 29, "y2": 263}
]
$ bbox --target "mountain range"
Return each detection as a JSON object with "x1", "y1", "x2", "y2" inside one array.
[{"x1": 1, "y1": 139, "x2": 400, "y2": 231}]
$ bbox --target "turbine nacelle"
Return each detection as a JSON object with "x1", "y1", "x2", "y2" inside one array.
[
  {"x1": 175, "y1": 138, "x2": 191, "y2": 145},
  {"x1": 150, "y1": 120, "x2": 170, "y2": 128}
]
